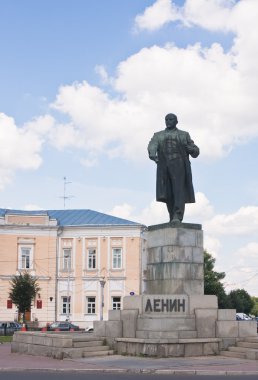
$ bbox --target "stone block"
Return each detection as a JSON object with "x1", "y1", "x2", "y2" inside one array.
[
  {"x1": 137, "y1": 316, "x2": 196, "y2": 331},
  {"x1": 178, "y1": 330, "x2": 197, "y2": 339},
  {"x1": 178, "y1": 229, "x2": 199, "y2": 247},
  {"x1": 52, "y1": 337, "x2": 73, "y2": 348},
  {"x1": 192, "y1": 247, "x2": 203, "y2": 263},
  {"x1": 147, "y1": 227, "x2": 178, "y2": 248},
  {"x1": 238, "y1": 320, "x2": 257, "y2": 337},
  {"x1": 216, "y1": 321, "x2": 238, "y2": 338},
  {"x1": 108, "y1": 309, "x2": 121, "y2": 321},
  {"x1": 195, "y1": 309, "x2": 217, "y2": 338},
  {"x1": 123, "y1": 295, "x2": 142, "y2": 313},
  {"x1": 161, "y1": 246, "x2": 193, "y2": 263},
  {"x1": 189, "y1": 295, "x2": 218, "y2": 313},
  {"x1": 29, "y1": 344, "x2": 54, "y2": 357},
  {"x1": 218, "y1": 309, "x2": 236, "y2": 321},
  {"x1": 105, "y1": 320, "x2": 123, "y2": 338},
  {"x1": 185, "y1": 343, "x2": 203, "y2": 356},
  {"x1": 246, "y1": 350, "x2": 258, "y2": 360},
  {"x1": 203, "y1": 342, "x2": 219, "y2": 355},
  {"x1": 13, "y1": 332, "x2": 33, "y2": 344},
  {"x1": 121, "y1": 309, "x2": 138, "y2": 338},
  {"x1": 32, "y1": 335, "x2": 53, "y2": 346},
  {"x1": 219, "y1": 338, "x2": 237, "y2": 350},
  {"x1": 11, "y1": 341, "x2": 29, "y2": 353},
  {"x1": 93, "y1": 321, "x2": 106, "y2": 336}
]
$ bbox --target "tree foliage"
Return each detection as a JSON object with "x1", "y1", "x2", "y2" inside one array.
[
  {"x1": 228, "y1": 289, "x2": 254, "y2": 314},
  {"x1": 9, "y1": 272, "x2": 40, "y2": 321},
  {"x1": 251, "y1": 297, "x2": 258, "y2": 316},
  {"x1": 204, "y1": 250, "x2": 229, "y2": 308}
]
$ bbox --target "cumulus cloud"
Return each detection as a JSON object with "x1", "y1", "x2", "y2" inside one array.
[
  {"x1": 204, "y1": 206, "x2": 258, "y2": 236},
  {"x1": 134, "y1": 0, "x2": 180, "y2": 32},
  {"x1": 0, "y1": 113, "x2": 51, "y2": 189},
  {"x1": 134, "y1": 0, "x2": 237, "y2": 32},
  {"x1": 47, "y1": 1, "x2": 258, "y2": 165}
]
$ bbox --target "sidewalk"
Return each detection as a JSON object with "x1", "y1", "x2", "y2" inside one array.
[{"x1": 1, "y1": 343, "x2": 258, "y2": 375}]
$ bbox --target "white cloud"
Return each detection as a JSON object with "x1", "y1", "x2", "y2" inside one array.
[
  {"x1": 205, "y1": 206, "x2": 258, "y2": 236},
  {"x1": 48, "y1": 1, "x2": 258, "y2": 165},
  {"x1": 134, "y1": 0, "x2": 180, "y2": 32},
  {"x1": 23, "y1": 204, "x2": 43, "y2": 211},
  {"x1": 134, "y1": 0, "x2": 237, "y2": 32},
  {"x1": 185, "y1": 192, "x2": 214, "y2": 221},
  {"x1": 0, "y1": 113, "x2": 49, "y2": 190},
  {"x1": 109, "y1": 203, "x2": 135, "y2": 220}
]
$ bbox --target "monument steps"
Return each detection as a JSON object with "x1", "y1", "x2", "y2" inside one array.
[
  {"x1": 83, "y1": 349, "x2": 114, "y2": 357},
  {"x1": 220, "y1": 337, "x2": 258, "y2": 360},
  {"x1": 11, "y1": 331, "x2": 114, "y2": 359}
]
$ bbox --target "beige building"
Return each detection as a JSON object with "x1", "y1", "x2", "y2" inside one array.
[{"x1": 0, "y1": 208, "x2": 144, "y2": 328}]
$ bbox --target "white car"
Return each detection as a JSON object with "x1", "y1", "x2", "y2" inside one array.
[{"x1": 236, "y1": 313, "x2": 252, "y2": 320}]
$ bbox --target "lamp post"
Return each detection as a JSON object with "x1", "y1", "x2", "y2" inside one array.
[{"x1": 99, "y1": 278, "x2": 106, "y2": 321}]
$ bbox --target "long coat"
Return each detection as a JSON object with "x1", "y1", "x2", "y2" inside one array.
[{"x1": 148, "y1": 127, "x2": 199, "y2": 204}]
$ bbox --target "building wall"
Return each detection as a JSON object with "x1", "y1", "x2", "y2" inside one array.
[
  {"x1": 57, "y1": 228, "x2": 142, "y2": 328},
  {"x1": 0, "y1": 224, "x2": 57, "y2": 324},
  {"x1": 0, "y1": 214, "x2": 143, "y2": 328}
]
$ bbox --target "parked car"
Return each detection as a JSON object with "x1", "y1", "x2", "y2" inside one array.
[
  {"x1": 48, "y1": 322, "x2": 80, "y2": 331},
  {"x1": 0, "y1": 321, "x2": 22, "y2": 335},
  {"x1": 236, "y1": 313, "x2": 252, "y2": 320},
  {"x1": 85, "y1": 327, "x2": 94, "y2": 333}
]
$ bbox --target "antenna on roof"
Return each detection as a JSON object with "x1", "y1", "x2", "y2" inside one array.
[{"x1": 59, "y1": 176, "x2": 74, "y2": 209}]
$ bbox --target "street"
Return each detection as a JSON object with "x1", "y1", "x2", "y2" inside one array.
[{"x1": 0, "y1": 372, "x2": 258, "y2": 380}]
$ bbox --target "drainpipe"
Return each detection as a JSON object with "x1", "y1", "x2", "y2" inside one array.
[{"x1": 55, "y1": 226, "x2": 63, "y2": 321}]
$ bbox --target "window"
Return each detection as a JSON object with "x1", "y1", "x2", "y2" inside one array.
[
  {"x1": 87, "y1": 297, "x2": 96, "y2": 314},
  {"x1": 7, "y1": 300, "x2": 13, "y2": 309},
  {"x1": 112, "y1": 297, "x2": 121, "y2": 310},
  {"x1": 112, "y1": 248, "x2": 122, "y2": 269},
  {"x1": 62, "y1": 296, "x2": 71, "y2": 314},
  {"x1": 87, "y1": 248, "x2": 96, "y2": 269},
  {"x1": 21, "y1": 247, "x2": 31, "y2": 269},
  {"x1": 63, "y1": 248, "x2": 72, "y2": 271}
]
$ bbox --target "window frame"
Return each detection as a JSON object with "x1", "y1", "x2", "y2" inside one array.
[
  {"x1": 87, "y1": 248, "x2": 97, "y2": 270},
  {"x1": 112, "y1": 296, "x2": 121, "y2": 310},
  {"x1": 86, "y1": 296, "x2": 96, "y2": 314},
  {"x1": 112, "y1": 247, "x2": 122, "y2": 269},
  {"x1": 18, "y1": 245, "x2": 33, "y2": 270},
  {"x1": 62, "y1": 248, "x2": 72, "y2": 271},
  {"x1": 61, "y1": 296, "x2": 71, "y2": 315}
]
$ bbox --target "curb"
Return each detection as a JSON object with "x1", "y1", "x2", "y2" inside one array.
[{"x1": 1, "y1": 367, "x2": 258, "y2": 375}]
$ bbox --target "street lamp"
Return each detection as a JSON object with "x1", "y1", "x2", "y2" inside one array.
[{"x1": 99, "y1": 278, "x2": 106, "y2": 321}]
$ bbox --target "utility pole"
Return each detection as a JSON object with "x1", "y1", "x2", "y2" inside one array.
[{"x1": 99, "y1": 278, "x2": 106, "y2": 321}]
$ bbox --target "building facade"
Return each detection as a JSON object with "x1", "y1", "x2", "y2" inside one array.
[{"x1": 0, "y1": 209, "x2": 144, "y2": 328}]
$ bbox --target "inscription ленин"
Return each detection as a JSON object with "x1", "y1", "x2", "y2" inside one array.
[{"x1": 145, "y1": 298, "x2": 186, "y2": 313}]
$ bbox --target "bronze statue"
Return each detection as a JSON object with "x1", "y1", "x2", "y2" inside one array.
[{"x1": 148, "y1": 113, "x2": 199, "y2": 223}]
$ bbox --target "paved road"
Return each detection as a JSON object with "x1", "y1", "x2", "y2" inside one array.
[
  {"x1": 1, "y1": 343, "x2": 258, "y2": 376},
  {"x1": 0, "y1": 373, "x2": 258, "y2": 380}
]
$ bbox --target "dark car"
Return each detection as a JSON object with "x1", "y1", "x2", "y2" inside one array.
[
  {"x1": 0, "y1": 321, "x2": 22, "y2": 335},
  {"x1": 48, "y1": 321, "x2": 80, "y2": 331}
]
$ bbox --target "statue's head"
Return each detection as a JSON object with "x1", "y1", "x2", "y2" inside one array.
[{"x1": 165, "y1": 113, "x2": 178, "y2": 129}]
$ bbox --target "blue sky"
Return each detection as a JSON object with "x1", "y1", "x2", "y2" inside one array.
[{"x1": 1, "y1": 0, "x2": 258, "y2": 296}]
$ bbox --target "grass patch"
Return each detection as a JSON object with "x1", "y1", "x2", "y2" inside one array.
[{"x1": 0, "y1": 336, "x2": 12, "y2": 343}]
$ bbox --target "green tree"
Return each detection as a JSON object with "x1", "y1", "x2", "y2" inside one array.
[
  {"x1": 251, "y1": 297, "x2": 258, "y2": 316},
  {"x1": 9, "y1": 272, "x2": 40, "y2": 322},
  {"x1": 228, "y1": 288, "x2": 254, "y2": 314},
  {"x1": 204, "y1": 250, "x2": 229, "y2": 308}
]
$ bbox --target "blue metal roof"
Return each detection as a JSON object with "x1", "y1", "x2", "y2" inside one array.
[{"x1": 0, "y1": 208, "x2": 142, "y2": 227}]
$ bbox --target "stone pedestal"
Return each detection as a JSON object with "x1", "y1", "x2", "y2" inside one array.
[
  {"x1": 145, "y1": 223, "x2": 203, "y2": 295},
  {"x1": 94, "y1": 223, "x2": 257, "y2": 358}
]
